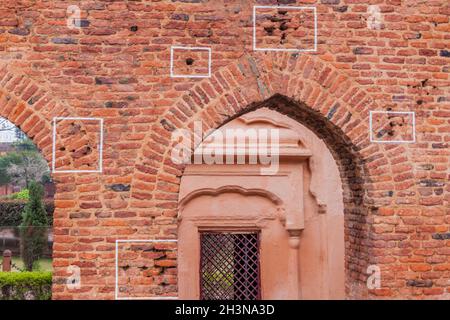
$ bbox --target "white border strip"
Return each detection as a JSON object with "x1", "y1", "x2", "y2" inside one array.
[
  {"x1": 369, "y1": 111, "x2": 416, "y2": 144},
  {"x1": 170, "y1": 46, "x2": 212, "y2": 78},
  {"x1": 52, "y1": 117, "x2": 104, "y2": 173},
  {"x1": 253, "y1": 5, "x2": 317, "y2": 52},
  {"x1": 115, "y1": 239, "x2": 178, "y2": 300}
]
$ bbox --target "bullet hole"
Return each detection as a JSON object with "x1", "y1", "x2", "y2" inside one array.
[
  {"x1": 121, "y1": 265, "x2": 130, "y2": 271},
  {"x1": 278, "y1": 10, "x2": 287, "y2": 15},
  {"x1": 421, "y1": 79, "x2": 428, "y2": 87},
  {"x1": 280, "y1": 33, "x2": 287, "y2": 44},
  {"x1": 84, "y1": 146, "x2": 92, "y2": 155},
  {"x1": 264, "y1": 26, "x2": 275, "y2": 35},
  {"x1": 279, "y1": 22, "x2": 288, "y2": 31},
  {"x1": 130, "y1": 25, "x2": 138, "y2": 32},
  {"x1": 376, "y1": 129, "x2": 389, "y2": 138},
  {"x1": 59, "y1": 147, "x2": 65, "y2": 151},
  {"x1": 68, "y1": 123, "x2": 82, "y2": 135},
  {"x1": 376, "y1": 109, "x2": 410, "y2": 139},
  {"x1": 269, "y1": 16, "x2": 278, "y2": 23},
  {"x1": 417, "y1": 100, "x2": 423, "y2": 105},
  {"x1": 185, "y1": 57, "x2": 194, "y2": 65}
]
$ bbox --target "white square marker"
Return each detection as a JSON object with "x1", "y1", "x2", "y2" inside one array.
[
  {"x1": 170, "y1": 46, "x2": 212, "y2": 78},
  {"x1": 115, "y1": 239, "x2": 178, "y2": 300},
  {"x1": 369, "y1": 111, "x2": 416, "y2": 144},
  {"x1": 52, "y1": 117, "x2": 104, "y2": 173},
  {"x1": 253, "y1": 6, "x2": 317, "y2": 52}
]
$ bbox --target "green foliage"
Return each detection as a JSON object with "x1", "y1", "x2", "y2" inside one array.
[
  {"x1": 9, "y1": 188, "x2": 29, "y2": 200},
  {"x1": 41, "y1": 173, "x2": 52, "y2": 184},
  {"x1": 0, "y1": 271, "x2": 52, "y2": 300},
  {"x1": 12, "y1": 257, "x2": 53, "y2": 272},
  {"x1": 21, "y1": 183, "x2": 48, "y2": 227},
  {"x1": 0, "y1": 152, "x2": 21, "y2": 185},
  {"x1": 0, "y1": 138, "x2": 50, "y2": 188},
  {"x1": 20, "y1": 182, "x2": 49, "y2": 271},
  {"x1": 0, "y1": 200, "x2": 53, "y2": 226},
  {"x1": 13, "y1": 139, "x2": 37, "y2": 152}
]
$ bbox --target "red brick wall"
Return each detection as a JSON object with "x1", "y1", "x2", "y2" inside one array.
[{"x1": 0, "y1": 0, "x2": 449, "y2": 299}]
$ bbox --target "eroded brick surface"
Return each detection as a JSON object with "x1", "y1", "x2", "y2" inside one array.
[
  {"x1": 117, "y1": 242, "x2": 177, "y2": 299},
  {"x1": 53, "y1": 118, "x2": 102, "y2": 172}
]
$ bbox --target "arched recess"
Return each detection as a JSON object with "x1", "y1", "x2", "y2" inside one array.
[
  {"x1": 0, "y1": 64, "x2": 92, "y2": 167},
  {"x1": 178, "y1": 107, "x2": 346, "y2": 299},
  {"x1": 0, "y1": 63, "x2": 104, "y2": 173},
  {"x1": 0, "y1": 63, "x2": 102, "y2": 297},
  {"x1": 131, "y1": 52, "x2": 396, "y2": 298}
]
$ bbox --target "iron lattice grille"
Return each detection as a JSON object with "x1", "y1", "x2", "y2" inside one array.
[{"x1": 200, "y1": 232, "x2": 261, "y2": 300}]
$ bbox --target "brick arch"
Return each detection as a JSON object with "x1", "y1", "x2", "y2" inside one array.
[
  {"x1": 0, "y1": 63, "x2": 108, "y2": 298},
  {"x1": 131, "y1": 52, "x2": 396, "y2": 298},
  {"x1": 0, "y1": 66, "x2": 54, "y2": 163},
  {"x1": 0, "y1": 63, "x2": 100, "y2": 172}
]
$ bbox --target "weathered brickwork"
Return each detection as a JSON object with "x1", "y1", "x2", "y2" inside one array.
[
  {"x1": 0, "y1": 0, "x2": 449, "y2": 299},
  {"x1": 117, "y1": 241, "x2": 177, "y2": 299}
]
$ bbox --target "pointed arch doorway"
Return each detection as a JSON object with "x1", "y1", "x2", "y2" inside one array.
[{"x1": 177, "y1": 107, "x2": 345, "y2": 300}]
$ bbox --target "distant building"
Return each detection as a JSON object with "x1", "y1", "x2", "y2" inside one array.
[{"x1": 0, "y1": 118, "x2": 19, "y2": 143}]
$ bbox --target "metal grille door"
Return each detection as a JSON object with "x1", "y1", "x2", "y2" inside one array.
[{"x1": 200, "y1": 232, "x2": 261, "y2": 300}]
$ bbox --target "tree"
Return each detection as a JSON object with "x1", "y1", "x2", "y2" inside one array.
[
  {"x1": 0, "y1": 138, "x2": 50, "y2": 188},
  {"x1": 0, "y1": 152, "x2": 22, "y2": 185},
  {"x1": 20, "y1": 182, "x2": 49, "y2": 271},
  {"x1": 15, "y1": 127, "x2": 25, "y2": 140}
]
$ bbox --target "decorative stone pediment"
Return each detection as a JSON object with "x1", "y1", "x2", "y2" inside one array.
[
  {"x1": 199, "y1": 108, "x2": 312, "y2": 161},
  {"x1": 178, "y1": 185, "x2": 285, "y2": 223}
]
